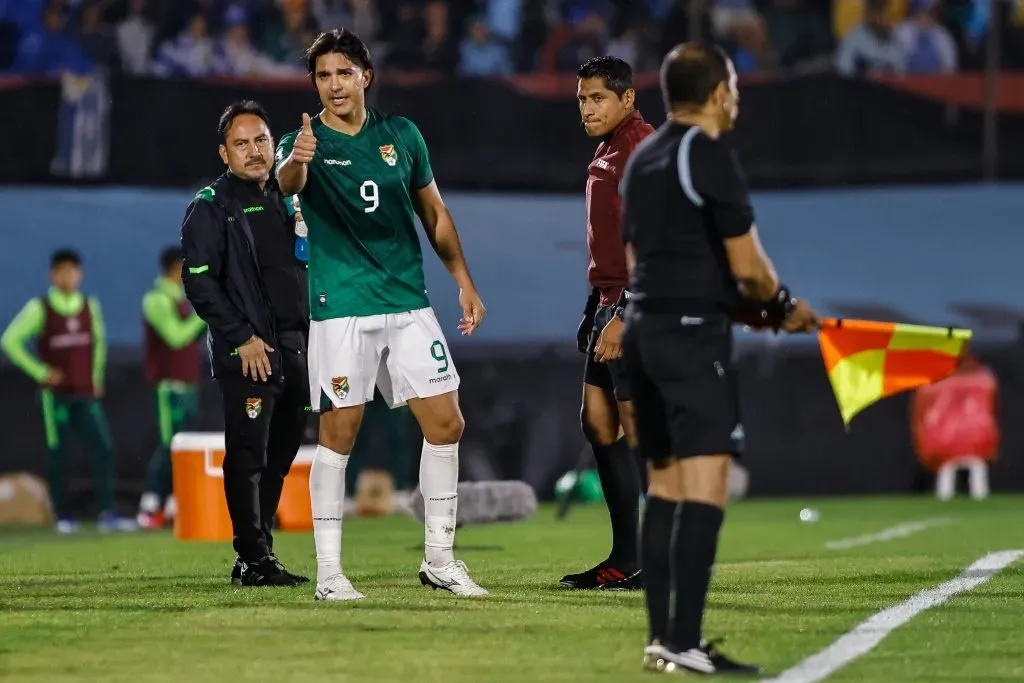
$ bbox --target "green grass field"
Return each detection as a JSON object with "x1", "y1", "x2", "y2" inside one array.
[{"x1": 2, "y1": 495, "x2": 1023, "y2": 683}]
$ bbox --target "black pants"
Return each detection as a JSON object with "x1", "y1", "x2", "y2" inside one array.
[{"x1": 218, "y1": 335, "x2": 309, "y2": 561}]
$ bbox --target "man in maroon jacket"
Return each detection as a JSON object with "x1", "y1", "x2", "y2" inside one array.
[{"x1": 560, "y1": 56, "x2": 655, "y2": 591}]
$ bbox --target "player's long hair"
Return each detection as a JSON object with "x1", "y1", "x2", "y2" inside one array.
[{"x1": 305, "y1": 28, "x2": 375, "y2": 91}]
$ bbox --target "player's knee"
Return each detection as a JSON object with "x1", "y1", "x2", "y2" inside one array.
[
  {"x1": 581, "y1": 413, "x2": 619, "y2": 447},
  {"x1": 319, "y1": 409, "x2": 362, "y2": 454},
  {"x1": 424, "y1": 411, "x2": 464, "y2": 445},
  {"x1": 617, "y1": 402, "x2": 637, "y2": 449}
]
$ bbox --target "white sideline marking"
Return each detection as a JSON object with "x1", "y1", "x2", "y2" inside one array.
[
  {"x1": 762, "y1": 549, "x2": 1024, "y2": 683},
  {"x1": 825, "y1": 517, "x2": 952, "y2": 550}
]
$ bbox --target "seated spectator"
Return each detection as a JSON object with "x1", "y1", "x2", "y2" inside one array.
[
  {"x1": 833, "y1": 0, "x2": 909, "y2": 40},
  {"x1": 895, "y1": 0, "x2": 958, "y2": 72},
  {"x1": 541, "y1": 8, "x2": 608, "y2": 73},
  {"x1": 217, "y1": 4, "x2": 302, "y2": 76},
  {"x1": 116, "y1": 0, "x2": 156, "y2": 75},
  {"x1": 835, "y1": 0, "x2": 907, "y2": 75},
  {"x1": 764, "y1": 0, "x2": 835, "y2": 72},
  {"x1": 259, "y1": 0, "x2": 319, "y2": 72},
  {"x1": 77, "y1": 1, "x2": 119, "y2": 73},
  {"x1": 459, "y1": 15, "x2": 513, "y2": 77},
  {"x1": 152, "y1": 13, "x2": 217, "y2": 78},
  {"x1": 709, "y1": 0, "x2": 774, "y2": 73},
  {"x1": 310, "y1": 0, "x2": 375, "y2": 39},
  {"x1": 12, "y1": 2, "x2": 94, "y2": 76}
]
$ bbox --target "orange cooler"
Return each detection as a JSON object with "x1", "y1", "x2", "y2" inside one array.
[{"x1": 170, "y1": 432, "x2": 315, "y2": 541}]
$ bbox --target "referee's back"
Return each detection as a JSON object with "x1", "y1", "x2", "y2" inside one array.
[{"x1": 621, "y1": 121, "x2": 754, "y2": 315}]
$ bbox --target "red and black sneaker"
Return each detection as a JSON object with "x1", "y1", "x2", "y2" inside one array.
[{"x1": 559, "y1": 561, "x2": 642, "y2": 590}]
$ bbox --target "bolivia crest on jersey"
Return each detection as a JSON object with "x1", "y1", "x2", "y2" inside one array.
[
  {"x1": 379, "y1": 144, "x2": 397, "y2": 167},
  {"x1": 331, "y1": 376, "x2": 350, "y2": 400}
]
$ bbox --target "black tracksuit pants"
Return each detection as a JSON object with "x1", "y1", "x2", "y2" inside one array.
[{"x1": 218, "y1": 333, "x2": 308, "y2": 562}]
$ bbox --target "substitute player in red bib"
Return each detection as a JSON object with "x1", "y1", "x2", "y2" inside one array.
[{"x1": 560, "y1": 57, "x2": 654, "y2": 591}]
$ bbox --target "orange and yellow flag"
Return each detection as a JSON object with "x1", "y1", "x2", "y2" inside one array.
[{"x1": 818, "y1": 318, "x2": 972, "y2": 426}]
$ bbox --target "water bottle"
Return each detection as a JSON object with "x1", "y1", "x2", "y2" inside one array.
[
  {"x1": 291, "y1": 196, "x2": 309, "y2": 262},
  {"x1": 294, "y1": 218, "x2": 309, "y2": 262}
]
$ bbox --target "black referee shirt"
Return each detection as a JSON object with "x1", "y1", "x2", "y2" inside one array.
[{"x1": 620, "y1": 122, "x2": 754, "y2": 314}]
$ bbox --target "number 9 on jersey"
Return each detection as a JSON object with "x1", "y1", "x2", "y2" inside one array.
[{"x1": 360, "y1": 180, "x2": 379, "y2": 213}]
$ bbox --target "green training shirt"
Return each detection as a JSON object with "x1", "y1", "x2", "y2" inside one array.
[
  {"x1": 0, "y1": 288, "x2": 106, "y2": 387},
  {"x1": 276, "y1": 109, "x2": 434, "y2": 321}
]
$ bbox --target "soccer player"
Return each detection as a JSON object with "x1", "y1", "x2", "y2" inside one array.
[
  {"x1": 136, "y1": 247, "x2": 207, "y2": 530},
  {"x1": 560, "y1": 56, "x2": 654, "y2": 591},
  {"x1": 0, "y1": 249, "x2": 134, "y2": 533},
  {"x1": 276, "y1": 29, "x2": 488, "y2": 600},
  {"x1": 619, "y1": 43, "x2": 817, "y2": 674}
]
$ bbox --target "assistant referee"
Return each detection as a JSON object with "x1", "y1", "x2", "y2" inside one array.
[{"x1": 619, "y1": 43, "x2": 817, "y2": 675}]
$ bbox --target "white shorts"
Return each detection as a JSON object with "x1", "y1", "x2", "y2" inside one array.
[{"x1": 308, "y1": 307, "x2": 460, "y2": 411}]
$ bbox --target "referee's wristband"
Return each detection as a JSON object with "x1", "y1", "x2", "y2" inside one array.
[{"x1": 765, "y1": 284, "x2": 797, "y2": 322}]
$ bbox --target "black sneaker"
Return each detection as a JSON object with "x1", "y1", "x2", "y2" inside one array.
[
  {"x1": 268, "y1": 553, "x2": 310, "y2": 584},
  {"x1": 642, "y1": 639, "x2": 761, "y2": 676},
  {"x1": 559, "y1": 560, "x2": 639, "y2": 590},
  {"x1": 239, "y1": 556, "x2": 299, "y2": 587},
  {"x1": 230, "y1": 557, "x2": 243, "y2": 585}
]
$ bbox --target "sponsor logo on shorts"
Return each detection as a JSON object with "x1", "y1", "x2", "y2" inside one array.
[
  {"x1": 379, "y1": 144, "x2": 398, "y2": 166},
  {"x1": 245, "y1": 398, "x2": 262, "y2": 419},
  {"x1": 331, "y1": 376, "x2": 350, "y2": 399},
  {"x1": 428, "y1": 373, "x2": 453, "y2": 385}
]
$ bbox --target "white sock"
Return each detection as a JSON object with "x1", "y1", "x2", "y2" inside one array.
[
  {"x1": 420, "y1": 440, "x2": 459, "y2": 567},
  {"x1": 139, "y1": 492, "x2": 160, "y2": 514},
  {"x1": 310, "y1": 445, "x2": 349, "y2": 584}
]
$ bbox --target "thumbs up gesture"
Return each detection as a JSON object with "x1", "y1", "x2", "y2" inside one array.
[{"x1": 291, "y1": 113, "x2": 317, "y2": 164}]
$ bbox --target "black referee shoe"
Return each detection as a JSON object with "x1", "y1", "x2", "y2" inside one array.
[
  {"x1": 232, "y1": 554, "x2": 309, "y2": 585},
  {"x1": 238, "y1": 556, "x2": 298, "y2": 587},
  {"x1": 559, "y1": 560, "x2": 641, "y2": 590},
  {"x1": 268, "y1": 553, "x2": 310, "y2": 584},
  {"x1": 643, "y1": 639, "x2": 761, "y2": 676}
]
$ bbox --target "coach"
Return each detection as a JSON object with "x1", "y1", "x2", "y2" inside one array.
[{"x1": 181, "y1": 100, "x2": 310, "y2": 588}]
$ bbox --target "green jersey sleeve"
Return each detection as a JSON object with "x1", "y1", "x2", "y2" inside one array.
[
  {"x1": 0, "y1": 297, "x2": 48, "y2": 383},
  {"x1": 400, "y1": 119, "x2": 434, "y2": 190},
  {"x1": 275, "y1": 130, "x2": 299, "y2": 177}
]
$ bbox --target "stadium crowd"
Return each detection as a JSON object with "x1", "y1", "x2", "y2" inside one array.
[{"x1": 1, "y1": 0, "x2": 1022, "y2": 80}]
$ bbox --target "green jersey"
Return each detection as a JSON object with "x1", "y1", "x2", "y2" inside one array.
[{"x1": 276, "y1": 109, "x2": 434, "y2": 320}]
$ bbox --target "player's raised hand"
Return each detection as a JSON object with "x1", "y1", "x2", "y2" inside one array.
[
  {"x1": 458, "y1": 287, "x2": 486, "y2": 336},
  {"x1": 291, "y1": 113, "x2": 317, "y2": 164}
]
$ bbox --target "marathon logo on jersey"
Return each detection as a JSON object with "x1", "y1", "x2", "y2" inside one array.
[
  {"x1": 331, "y1": 376, "x2": 350, "y2": 400},
  {"x1": 245, "y1": 398, "x2": 262, "y2": 419},
  {"x1": 379, "y1": 144, "x2": 398, "y2": 167},
  {"x1": 324, "y1": 159, "x2": 351, "y2": 166},
  {"x1": 429, "y1": 373, "x2": 453, "y2": 385}
]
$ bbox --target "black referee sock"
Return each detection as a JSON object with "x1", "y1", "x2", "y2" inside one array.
[
  {"x1": 670, "y1": 501, "x2": 725, "y2": 652},
  {"x1": 592, "y1": 438, "x2": 641, "y2": 568},
  {"x1": 640, "y1": 496, "x2": 678, "y2": 645}
]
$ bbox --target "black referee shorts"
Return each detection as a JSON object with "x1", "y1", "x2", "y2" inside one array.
[
  {"x1": 622, "y1": 310, "x2": 743, "y2": 461},
  {"x1": 583, "y1": 303, "x2": 631, "y2": 402}
]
